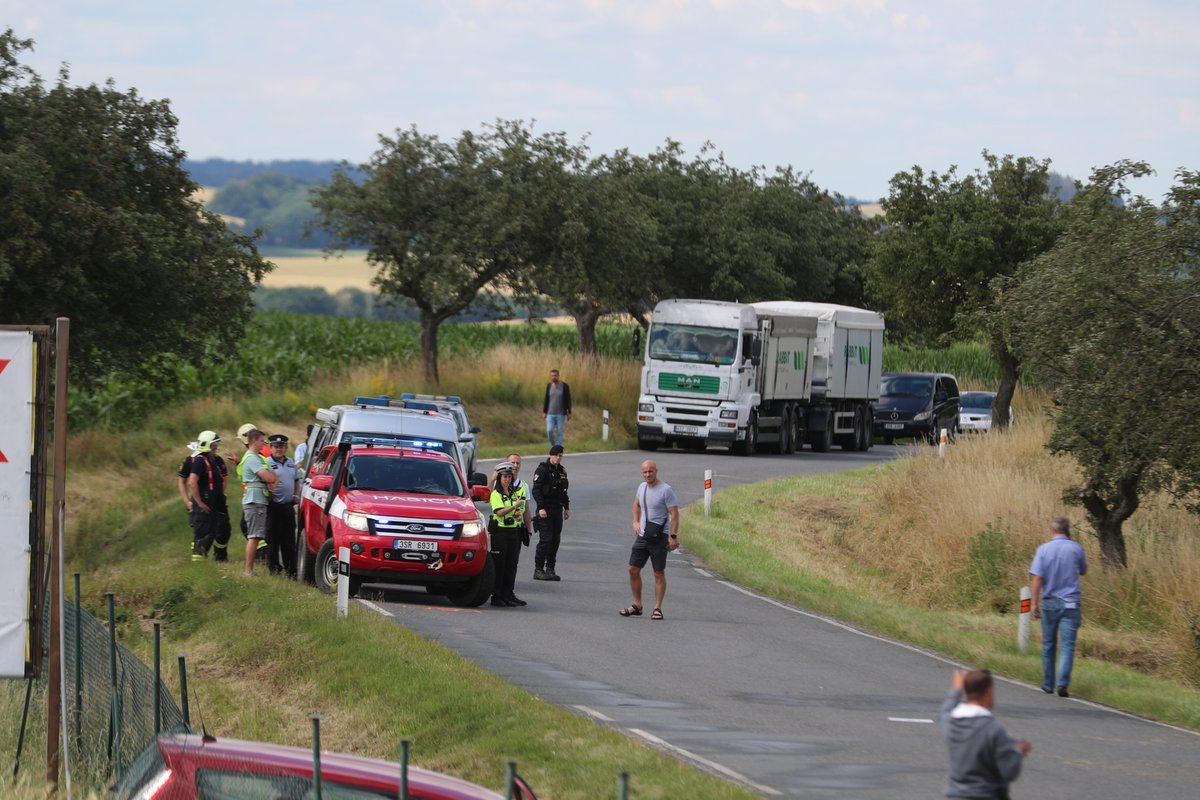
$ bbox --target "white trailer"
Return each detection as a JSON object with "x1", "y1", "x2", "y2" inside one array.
[{"x1": 636, "y1": 299, "x2": 884, "y2": 455}]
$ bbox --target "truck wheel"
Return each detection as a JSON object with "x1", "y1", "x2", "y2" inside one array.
[
  {"x1": 841, "y1": 408, "x2": 860, "y2": 451},
  {"x1": 811, "y1": 410, "x2": 834, "y2": 453},
  {"x1": 777, "y1": 406, "x2": 792, "y2": 455},
  {"x1": 637, "y1": 435, "x2": 659, "y2": 452},
  {"x1": 446, "y1": 556, "x2": 495, "y2": 608},
  {"x1": 788, "y1": 410, "x2": 802, "y2": 453},
  {"x1": 314, "y1": 539, "x2": 338, "y2": 595},
  {"x1": 734, "y1": 413, "x2": 757, "y2": 456}
]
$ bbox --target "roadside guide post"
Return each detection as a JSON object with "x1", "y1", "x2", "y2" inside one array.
[
  {"x1": 1018, "y1": 585, "x2": 1032, "y2": 652},
  {"x1": 704, "y1": 469, "x2": 713, "y2": 517},
  {"x1": 602, "y1": 409, "x2": 610, "y2": 442},
  {"x1": 336, "y1": 546, "x2": 350, "y2": 618},
  {"x1": 938, "y1": 427, "x2": 947, "y2": 457}
]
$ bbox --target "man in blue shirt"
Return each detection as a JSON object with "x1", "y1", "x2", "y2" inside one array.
[{"x1": 1029, "y1": 517, "x2": 1088, "y2": 697}]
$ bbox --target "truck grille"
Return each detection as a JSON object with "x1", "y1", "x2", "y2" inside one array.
[{"x1": 368, "y1": 517, "x2": 461, "y2": 538}]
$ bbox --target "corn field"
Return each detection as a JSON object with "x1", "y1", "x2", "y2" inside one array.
[{"x1": 73, "y1": 312, "x2": 1010, "y2": 429}]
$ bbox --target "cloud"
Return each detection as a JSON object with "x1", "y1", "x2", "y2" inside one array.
[{"x1": 658, "y1": 84, "x2": 715, "y2": 110}]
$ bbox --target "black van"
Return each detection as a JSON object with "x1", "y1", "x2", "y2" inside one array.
[{"x1": 873, "y1": 372, "x2": 961, "y2": 444}]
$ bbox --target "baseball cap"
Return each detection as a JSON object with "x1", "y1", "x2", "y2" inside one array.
[
  {"x1": 549, "y1": 445, "x2": 564, "y2": 456},
  {"x1": 237, "y1": 423, "x2": 261, "y2": 444}
]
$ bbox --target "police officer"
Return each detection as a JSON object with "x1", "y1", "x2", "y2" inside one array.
[
  {"x1": 488, "y1": 463, "x2": 527, "y2": 607},
  {"x1": 265, "y1": 433, "x2": 299, "y2": 578},
  {"x1": 531, "y1": 444, "x2": 570, "y2": 581}
]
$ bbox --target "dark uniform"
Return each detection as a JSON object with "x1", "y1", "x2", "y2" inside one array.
[
  {"x1": 531, "y1": 452, "x2": 570, "y2": 580},
  {"x1": 190, "y1": 452, "x2": 231, "y2": 561}
]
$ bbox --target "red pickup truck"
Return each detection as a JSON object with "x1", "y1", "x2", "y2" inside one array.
[{"x1": 296, "y1": 442, "x2": 494, "y2": 606}]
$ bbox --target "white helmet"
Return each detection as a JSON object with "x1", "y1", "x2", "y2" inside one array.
[{"x1": 197, "y1": 430, "x2": 221, "y2": 453}]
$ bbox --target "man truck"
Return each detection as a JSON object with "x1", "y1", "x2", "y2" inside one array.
[{"x1": 636, "y1": 299, "x2": 885, "y2": 455}]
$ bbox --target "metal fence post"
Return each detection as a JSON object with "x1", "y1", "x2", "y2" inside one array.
[
  {"x1": 506, "y1": 759, "x2": 517, "y2": 800},
  {"x1": 153, "y1": 623, "x2": 161, "y2": 733},
  {"x1": 106, "y1": 592, "x2": 122, "y2": 779},
  {"x1": 311, "y1": 714, "x2": 323, "y2": 800},
  {"x1": 73, "y1": 574, "x2": 82, "y2": 753},
  {"x1": 178, "y1": 655, "x2": 190, "y2": 728},
  {"x1": 618, "y1": 770, "x2": 629, "y2": 800},
  {"x1": 399, "y1": 737, "x2": 410, "y2": 800}
]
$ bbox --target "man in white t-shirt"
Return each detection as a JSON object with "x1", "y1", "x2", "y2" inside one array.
[{"x1": 620, "y1": 460, "x2": 679, "y2": 621}]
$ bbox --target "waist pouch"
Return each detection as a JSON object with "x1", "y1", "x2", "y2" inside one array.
[{"x1": 642, "y1": 520, "x2": 666, "y2": 546}]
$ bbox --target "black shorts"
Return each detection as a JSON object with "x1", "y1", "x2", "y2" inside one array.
[{"x1": 629, "y1": 535, "x2": 667, "y2": 572}]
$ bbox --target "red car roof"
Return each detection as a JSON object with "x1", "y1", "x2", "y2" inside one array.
[{"x1": 151, "y1": 732, "x2": 517, "y2": 799}]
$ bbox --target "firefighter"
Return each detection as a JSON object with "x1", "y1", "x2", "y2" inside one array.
[{"x1": 188, "y1": 430, "x2": 232, "y2": 562}]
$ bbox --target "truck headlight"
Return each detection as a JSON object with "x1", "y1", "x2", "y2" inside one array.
[
  {"x1": 461, "y1": 520, "x2": 483, "y2": 538},
  {"x1": 913, "y1": 411, "x2": 931, "y2": 421},
  {"x1": 638, "y1": 402, "x2": 654, "y2": 412},
  {"x1": 720, "y1": 410, "x2": 738, "y2": 419},
  {"x1": 343, "y1": 512, "x2": 370, "y2": 531}
]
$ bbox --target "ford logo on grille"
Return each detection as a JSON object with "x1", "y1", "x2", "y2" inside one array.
[{"x1": 406, "y1": 524, "x2": 425, "y2": 533}]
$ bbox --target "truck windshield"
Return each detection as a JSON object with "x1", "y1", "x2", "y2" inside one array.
[
  {"x1": 344, "y1": 456, "x2": 464, "y2": 496},
  {"x1": 648, "y1": 324, "x2": 739, "y2": 365}
]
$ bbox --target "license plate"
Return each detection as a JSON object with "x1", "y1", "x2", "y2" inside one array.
[
  {"x1": 393, "y1": 539, "x2": 438, "y2": 552},
  {"x1": 883, "y1": 423, "x2": 904, "y2": 430},
  {"x1": 674, "y1": 425, "x2": 699, "y2": 435}
]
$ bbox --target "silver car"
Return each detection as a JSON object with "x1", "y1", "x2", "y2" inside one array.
[{"x1": 958, "y1": 391, "x2": 1014, "y2": 433}]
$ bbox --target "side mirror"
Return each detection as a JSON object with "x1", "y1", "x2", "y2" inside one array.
[
  {"x1": 311, "y1": 475, "x2": 332, "y2": 491},
  {"x1": 472, "y1": 485, "x2": 491, "y2": 502},
  {"x1": 631, "y1": 327, "x2": 642, "y2": 357},
  {"x1": 469, "y1": 426, "x2": 482, "y2": 434}
]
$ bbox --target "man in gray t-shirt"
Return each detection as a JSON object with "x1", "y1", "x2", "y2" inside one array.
[{"x1": 620, "y1": 460, "x2": 679, "y2": 620}]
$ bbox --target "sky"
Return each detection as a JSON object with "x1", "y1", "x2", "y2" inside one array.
[{"x1": 8, "y1": 1, "x2": 1198, "y2": 202}]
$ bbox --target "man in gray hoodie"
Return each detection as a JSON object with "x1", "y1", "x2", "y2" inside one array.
[{"x1": 939, "y1": 669, "x2": 1031, "y2": 799}]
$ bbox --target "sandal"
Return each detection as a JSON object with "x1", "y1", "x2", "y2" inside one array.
[
  {"x1": 651, "y1": 608, "x2": 664, "y2": 620},
  {"x1": 619, "y1": 604, "x2": 643, "y2": 617}
]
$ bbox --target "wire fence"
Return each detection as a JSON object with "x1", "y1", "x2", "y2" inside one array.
[{"x1": 16, "y1": 581, "x2": 187, "y2": 793}]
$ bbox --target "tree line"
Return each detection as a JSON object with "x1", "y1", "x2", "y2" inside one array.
[{"x1": 2, "y1": 30, "x2": 1196, "y2": 567}]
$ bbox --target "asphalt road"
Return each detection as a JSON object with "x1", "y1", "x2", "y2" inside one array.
[{"x1": 356, "y1": 446, "x2": 1200, "y2": 799}]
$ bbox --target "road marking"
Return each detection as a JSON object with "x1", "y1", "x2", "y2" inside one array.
[
  {"x1": 888, "y1": 717, "x2": 934, "y2": 724},
  {"x1": 359, "y1": 599, "x2": 391, "y2": 617},
  {"x1": 716, "y1": 581, "x2": 1200, "y2": 738},
  {"x1": 574, "y1": 705, "x2": 613, "y2": 722},
  {"x1": 628, "y1": 728, "x2": 781, "y2": 796},
  {"x1": 692, "y1": 567, "x2": 712, "y2": 578}
]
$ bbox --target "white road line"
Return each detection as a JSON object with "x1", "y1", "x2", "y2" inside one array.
[
  {"x1": 692, "y1": 567, "x2": 712, "y2": 578},
  {"x1": 888, "y1": 717, "x2": 934, "y2": 724},
  {"x1": 573, "y1": 705, "x2": 613, "y2": 723},
  {"x1": 716, "y1": 581, "x2": 1200, "y2": 738},
  {"x1": 628, "y1": 729, "x2": 781, "y2": 796},
  {"x1": 358, "y1": 599, "x2": 391, "y2": 617}
]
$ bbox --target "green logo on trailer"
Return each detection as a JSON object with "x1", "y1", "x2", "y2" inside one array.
[
  {"x1": 660, "y1": 373, "x2": 720, "y2": 394},
  {"x1": 845, "y1": 345, "x2": 869, "y2": 365}
]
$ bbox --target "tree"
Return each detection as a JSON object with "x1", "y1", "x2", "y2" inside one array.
[
  {"x1": 0, "y1": 31, "x2": 269, "y2": 387},
  {"x1": 1004, "y1": 163, "x2": 1200, "y2": 569},
  {"x1": 311, "y1": 120, "x2": 584, "y2": 382},
  {"x1": 522, "y1": 149, "x2": 666, "y2": 355},
  {"x1": 865, "y1": 152, "x2": 1064, "y2": 427},
  {"x1": 751, "y1": 166, "x2": 874, "y2": 307}
]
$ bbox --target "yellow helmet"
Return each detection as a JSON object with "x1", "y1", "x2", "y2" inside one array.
[{"x1": 197, "y1": 430, "x2": 221, "y2": 453}]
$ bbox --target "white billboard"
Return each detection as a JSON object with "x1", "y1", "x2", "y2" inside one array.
[{"x1": 0, "y1": 331, "x2": 34, "y2": 678}]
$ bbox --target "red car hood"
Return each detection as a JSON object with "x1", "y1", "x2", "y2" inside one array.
[{"x1": 341, "y1": 490, "x2": 479, "y2": 519}]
